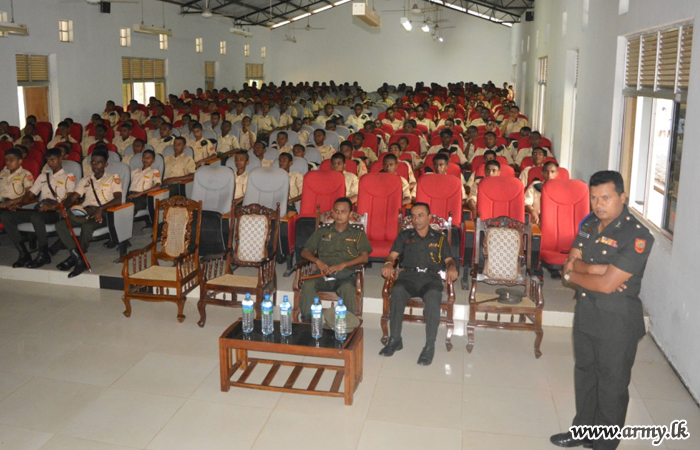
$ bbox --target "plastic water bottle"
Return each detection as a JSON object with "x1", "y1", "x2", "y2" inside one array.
[
  {"x1": 279, "y1": 295, "x2": 292, "y2": 337},
  {"x1": 261, "y1": 294, "x2": 274, "y2": 335},
  {"x1": 311, "y1": 297, "x2": 323, "y2": 339},
  {"x1": 335, "y1": 299, "x2": 347, "y2": 341},
  {"x1": 242, "y1": 293, "x2": 254, "y2": 334}
]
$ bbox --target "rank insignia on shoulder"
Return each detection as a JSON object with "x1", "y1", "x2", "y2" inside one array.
[
  {"x1": 635, "y1": 238, "x2": 647, "y2": 253},
  {"x1": 578, "y1": 231, "x2": 589, "y2": 239},
  {"x1": 164, "y1": 136, "x2": 173, "y2": 142},
  {"x1": 201, "y1": 140, "x2": 207, "y2": 146}
]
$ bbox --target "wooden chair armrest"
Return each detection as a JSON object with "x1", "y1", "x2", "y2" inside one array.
[
  {"x1": 147, "y1": 189, "x2": 169, "y2": 197},
  {"x1": 107, "y1": 202, "x2": 134, "y2": 212},
  {"x1": 173, "y1": 246, "x2": 198, "y2": 265},
  {"x1": 280, "y1": 211, "x2": 297, "y2": 223},
  {"x1": 463, "y1": 219, "x2": 475, "y2": 232},
  {"x1": 531, "y1": 223, "x2": 541, "y2": 237},
  {"x1": 120, "y1": 242, "x2": 155, "y2": 262},
  {"x1": 201, "y1": 253, "x2": 227, "y2": 282}
]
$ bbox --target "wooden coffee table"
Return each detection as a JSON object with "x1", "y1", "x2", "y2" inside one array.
[{"x1": 219, "y1": 319, "x2": 363, "y2": 405}]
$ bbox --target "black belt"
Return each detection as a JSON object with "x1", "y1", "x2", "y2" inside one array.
[{"x1": 403, "y1": 267, "x2": 441, "y2": 274}]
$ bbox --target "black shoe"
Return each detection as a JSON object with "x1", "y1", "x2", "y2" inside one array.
[
  {"x1": 379, "y1": 337, "x2": 403, "y2": 357},
  {"x1": 12, "y1": 250, "x2": 32, "y2": 268},
  {"x1": 68, "y1": 249, "x2": 87, "y2": 278},
  {"x1": 103, "y1": 239, "x2": 118, "y2": 249},
  {"x1": 549, "y1": 432, "x2": 593, "y2": 448},
  {"x1": 56, "y1": 253, "x2": 77, "y2": 271},
  {"x1": 417, "y1": 345, "x2": 435, "y2": 365},
  {"x1": 549, "y1": 269, "x2": 562, "y2": 279},
  {"x1": 48, "y1": 239, "x2": 64, "y2": 256},
  {"x1": 26, "y1": 246, "x2": 51, "y2": 269}
]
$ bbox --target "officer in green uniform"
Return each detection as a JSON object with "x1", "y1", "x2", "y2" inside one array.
[
  {"x1": 550, "y1": 171, "x2": 654, "y2": 450},
  {"x1": 299, "y1": 197, "x2": 372, "y2": 322},
  {"x1": 379, "y1": 202, "x2": 458, "y2": 366}
]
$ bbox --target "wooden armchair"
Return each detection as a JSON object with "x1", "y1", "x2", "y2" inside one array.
[
  {"x1": 121, "y1": 196, "x2": 202, "y2": 323},
  {"x1": 467, "y1": 216, "x2": 544, "y2": 358},
  {"x1": 381, "y1": 214, "x2": 457, "y2": 351},
  {"x1": 292, "y1": 209, "x2": 368, "y2": 322},
  {"x1": 197, "y1": 203, "x2": 280, "y2": 327}
]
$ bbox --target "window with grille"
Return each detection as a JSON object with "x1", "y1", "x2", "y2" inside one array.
[
  {"x1": 122, "y1": 57, "x2": 166, "y2": 106},
  {"x1": 244, "y1": 44, "x2": 250, "y2": 57},
  {"x1": 195, "y1": 37, "x2": 203, "y2": 53},
  {"x1": 120, "y1": 28, "x2": 131, "y2": 47},
  {"x1": 15, "y1": 54, "x2": 49, "y2": 85},
  {"x1": 59, "y1": 20, "x2": 73, "y2": 42},
  {"x1": 220, "y1": 40, "x2": 226, "y2": 55},
  {"x1": 245, "y1": 63, "x2": 263, "y2": 79},
  {"x1": 159, "y1": 34, "x2": 168, "y2": 50}
]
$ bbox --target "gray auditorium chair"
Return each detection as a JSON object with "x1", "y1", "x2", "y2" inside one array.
[
  {"x1": 269, "y1": 130, "x2": 300, "y2": 146},
  {"x1": 324, "y1": 130, "x2": 341, "y2": 151},
  {"x1": 304, "y1": 147, "x2": 323, "y2": 166},
  {"x1": 190, "y1": 165, "x2": 235, "y2": 256},
  {"x1": 243, "y1": 167, "x2": 289, "y2": 217}
]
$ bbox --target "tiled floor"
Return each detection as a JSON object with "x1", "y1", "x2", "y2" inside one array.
[{"x1": 0, "y1": 279, "x2": 697, "y2": 450}]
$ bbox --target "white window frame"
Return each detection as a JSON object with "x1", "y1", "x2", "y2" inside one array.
[
  {"x1": 220, "y1": 40, "x2": 227, "y2": 55},
  {"x1": 159, "y1": 34, "x2": 168, "y2": 50},
  {"x1": 0, "y1": 12, "x2": 7, "y2": 37},
  {"x1": 120, "y1": 27, "x2": 131, "y2": 47},
  {"x1": 59, "y1": 20, "x2": 73, "y2": 43},
  {"x1": 195, "y1": 37, "x2": 203, "y2": 53},
  {"x1": 534, "y1": 56, "x2": 548, "y2": 133},
  {"x1": 244, "y1": 44, "x2": 250, "y2": 57},
  {"x1": 261, "y1": 46, "x2": 266, "y2": 59}
]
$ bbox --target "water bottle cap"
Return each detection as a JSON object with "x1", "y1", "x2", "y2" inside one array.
[
  {"x1": 313, "y1": 297, "x2": 320, "y2": 303},
  {"x1": 338, "y1": 298, "x2": 344, "y2": 305},
  {"x1": 264, "y1": 294, "x2": 270, "y2": 300},
  {"x1": 245, "y1": 293, "x2": 251, "y2": 298},
  {"x1": 283, "y1": 295, "x2": 288, "y2": 301}
]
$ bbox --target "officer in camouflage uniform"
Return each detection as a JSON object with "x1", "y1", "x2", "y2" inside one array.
[
  {"x1": 551, "y1": 171, "x2": 654, "y2": 450},
  {"x1": 299, "y1": 197, "x2": 372, "y2": 322}
]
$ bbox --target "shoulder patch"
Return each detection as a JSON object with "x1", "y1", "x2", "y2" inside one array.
[
  {"x1": 68, "y1": 175, "x2": 76, "y2": 182},
  {"x1": 113, "y1": 174, "x2": 121, "y2": 185},
  {"x1": 635, "y1": 238, "x2": 647, "y2": 254},
  {"x1": 26, "y1": 173, "x2": 34, "y2": 182}
]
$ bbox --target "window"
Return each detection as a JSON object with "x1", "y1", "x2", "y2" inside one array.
[
  {"x1": 59, "y1": 20, "x2": 73, "y2": 43},
  {"x1": 159, "y1": 34, "x2": 168, "y2": 50},
  {"x1": 534, "y1": 56, "x2": 548, "y2": 133},
  {"x1": 15, "y1": 54, "x2": 49, "y2": 84},
  {"x1": 205, "y1": 61, "x2": 215, "y2": 91},
  {"x1": 220, "y1": 40, "x2": 226, "y2": 55},
  {"x1": 244, "y1": 44, "x2": 250, "y2": 57},
  {"x1": 261, "y1": 46, "x2": 266, "y2": 59},
  {"x1": 620, "y1": 23, "x2": 693, "y2": 236},
  {"x1": 195, "y1": 37, "x2": 203, "y2": 53},
  {"x1": 122, "y1": 57, "x2": 166, "y2": 106},
  {"x1": 245, "y1": 63, "x2": 263, "y2": 87},
  {"x1": 0, "y1": 12, "x2": 7, "y2": 37},
  {"x1": 120, "y1": 28, "x2": 131, "y2": 47},
  {"x1": 16, "y1": 54, "x2": 51, "y2": 128}
]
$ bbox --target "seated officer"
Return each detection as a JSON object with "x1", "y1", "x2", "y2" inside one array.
[
  {"x1": 330, "y1": 153, "x2": 359, "y2": 204},
  {"x1": 298, "y1": 197, "x2": 372, "y2": 321},
  {"x1": 186, "y1": 123, "x2": 217, "y2": 166},
  {"x1": 127, "y1": 149, "x2": 162, "y2": 214},
  {"x1": 162, "y1": 137, "x2": 196, "y2": 197},
  {"x1": 525, "y1": 160, "x2": 559, "y2": 226},
  {"x1": 0, "y1": 148, "x2": 75, "y2": 268},
  {"x1": 55, "y1": 148, "x2": 122, "y2": 278},
  {"x1": 467, "y1": 160, "x2": 501, "y2": 216},
  {"x1": 379, "y1": 202, "x2": 458, "y2": 365}
]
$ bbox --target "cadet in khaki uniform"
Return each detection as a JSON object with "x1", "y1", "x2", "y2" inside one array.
[
  {"x1": 471, "y1": 132, "x2": 513, "y2": 165},
  {"x1": 382, "y1": 154, "x2": 413, "y2": 205},
  {"x1": 380, "y1": 202, "x2": 459, "y2": 366},
  {"x1": 127, "y1": 149, "x2": 162, "y2": 214},
  {"x1": 127, "y1": 101, "x2": 147, "y2": 125},
  {"x1": 430, "y1": 153, "x2": 468, "y2": 202},
  {"x1": 55, "y1": 148, "x2": 122, "y2": 278},
  {"x1": 0, "y1": 148, "x2": 75, "y2": 268},
  {"x1": 47, "y1": 122, "x2": 79, "y2": 150},
  {"x1": 278, "y1": 152, "x2": 303, "y2": 212},
  {"x1": 330, "y1": 153, "x2": 359, "y2": 204},
  {"x1": 0, "y1": 148, "x2": 34, "y2": 203},
  {"x1": 232, "y1": 151, "x2": 249, "y2": 205},
  {"x1": 163, "y1": 137, "x2": 196, "y2": 197},
  {"x1": 113, "y1": 123, "x2": 136, "y2": 156},
  {"x1": 346, "y1": 104, "x2": 372, "y2": 132},
  {"x1": 186, "y1": 123, "x2": 217, "y2": 166},
  {"x1": 81, "y1": 124, "x2": 110, "y2": 158},
  {"x1": 500, "y1": 106, "x2": 529, "y2": 137},
  {"x1": 467, "y1": 160, "x2": 501, "y2": 216},
  {"x1": 217, "y1": 121, "x2": 240, "y2": 156},
  {"x1": 309, "y1": 129, "x2": 335, "y2": 161},
  {"x1": 270, "y1": 131, "x2": 294, "y2": 155},
  {"x1": 253, "y1": 104, "x2": 278, "y2": 138},
  {"x1": 350, "y1": 133, "x2": 378, "y2": 164},
  {"x1": 339, "y1": 142, "x2": 368, "y2": 178},
  {"x1": 299, "y1": 197, "x2": 372, "y2": 321},
  {"x1": 381, "y1": 107, "x2": 404, "y2": 132},
  {"x1": 238, "y1": 117, "x2": 256, "y2": 151},
  {"x1": 519, "y1": 147, "x2": 547, "y2": 187},
  {"x1": 149, "y1": 122, "x2": 176, "y2": 155},
  {"x1": 551, "y1": 171, "x2": 654, "y2": 450},
  {"x1": 524, "y1": 161, "x2": 559, "y2": 226},
  {"x1": 514, "y1": 132, "x2": 552, "y2": 166},
  {"x1": 414, "y1": 106, "x2": 436, "y2": 135},
  {"x1": 101, "y1": 101, "x2": 120, "y2": 128}
]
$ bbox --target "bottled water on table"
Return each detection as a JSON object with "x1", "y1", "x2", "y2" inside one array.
[
  {"x1": 279, "y1": 295, "x2": 293, "y2": 337},
  {"x1": 242, "y1": 292, "x2": 254, "y2": 334},
  {"x1": 261, "y1": 294, "x2": 274, "y2": 335},
  {"x1": 311, "y1": 297, "x2": 323, "y2": 339},
  {"x1": 335, "y1": 299, "x2": 347, "y2": 341}
]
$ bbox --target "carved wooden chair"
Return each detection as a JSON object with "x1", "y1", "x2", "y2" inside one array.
[
  {"x1": 467, "y1": 216, "x2": 544, "y2": 358},
  {"x1": 197, "y1": 203, "x2": 280, "y2": 327},
  {"x1": 381, "y1": 214, "x2": 457, "y2": 351},
  {"x1": 121, "y1": 196, "x2": 202, "y2": 323},
  {"x1": 292, "y1": 208, "x2": 368, "y2": 322}
]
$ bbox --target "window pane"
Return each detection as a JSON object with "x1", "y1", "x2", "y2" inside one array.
[{"x1": 664, "y1": 102, "x2": 685, "y2": 233}]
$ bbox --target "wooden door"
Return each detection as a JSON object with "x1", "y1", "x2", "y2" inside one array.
[{"x1": 23, "y1": 86, "x2": 50, "y2": 122}]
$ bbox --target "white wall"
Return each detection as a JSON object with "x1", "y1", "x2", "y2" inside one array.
[
  {"x1": 0, "y1": 0, "x2": 271, "y2": 125},
  {"x1": 266, "y1": 0, "x2": 512, "y2": 87},
  {"x1": 512, "y1": 0, "x2": 700, "y2": 401}
]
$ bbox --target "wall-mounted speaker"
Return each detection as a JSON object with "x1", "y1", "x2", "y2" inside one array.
[
  {"x1": 100, "y1": 1, "x2": 111, "y2": 14},
  {"x1": 525, "y1": 11, "x2": 534, "y2": 21}
]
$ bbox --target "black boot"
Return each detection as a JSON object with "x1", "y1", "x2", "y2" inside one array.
[
  {"x1": 12, "y1": 243, "x2": 32, "y2": 268},
  {"x1": 48, "y1": 239, "x2": 64, "y2": 256},
  {"x1": 26, "y1": 246, "x2": 51, "y2": 269},
  {"x1": 56, "y1": 252, "x2": 77, "y2": 271},
  {"x1": 379, "y1": 337, "x2": 403, "y2": 357},
  {"x1": 68, "y1": 249, "x2": 87, "y2": 278}
]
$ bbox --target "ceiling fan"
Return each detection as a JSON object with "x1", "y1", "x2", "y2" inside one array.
[
  {"x1": 291, "y1": 16, "x2": 325, "y2": 31},
  {"x1": 383, "y1": 1, "x2": 438, "y2": 15},
  {"x1": 200, "y1": 0, "x2": 223, "y2": 18}
]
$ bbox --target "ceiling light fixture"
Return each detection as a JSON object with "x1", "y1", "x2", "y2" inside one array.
[
  {"x1": 334, "y1": 0, "x2": 352, "y2": 5},
  {"x1": 421, "y1": 22, "x2": 430, "y2": 32},
  {"x1": 400, "y1": 16, "x2": 412, "y2": 31},
  {"x1": 292, "y1": 12, "x2": 311, "y2": 21},
  {"x1": 438, "y1": 36, "x2": 444, "y2": 42},
  {"x1": 313, "y1": 5, "x2": 333, "y2": 13},
  {"x1": 271, "y1": 20, "x2": 291, "y2": 28}
]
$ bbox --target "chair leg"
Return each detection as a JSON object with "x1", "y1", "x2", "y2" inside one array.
[
  {"x1": 534, "y1": 328, "x2": 543, "y2": 359},
  {"x1": 197, "y1": 296, "x2": 207, "y2": 328},
  {"x1": 466, "y1": 323, "x2": 475, "y2": 353},
  {"x1": 445, "y1": 308, "x2": 454, "y2": 352},
  {"x1": 122, "y1": 295, "x2": 131, "y2": 318},
  {"x1": 176, "y1": 298, "x2": 186, "y2": 323},
  {"x1": 283, "y1": 253, "x2": 295, "y2": 277},
  {"x1": 460, "y1": 266, "x2": 470, "y2": 291},
  {"x1": 380, "y1": 306, "x2": 390, "y2": 345}
]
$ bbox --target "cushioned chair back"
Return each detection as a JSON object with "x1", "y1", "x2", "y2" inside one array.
[
  {"x1": 69, "y1": 123, "x2": 83, "y2": 143},
  {"x1": 298, "y1": 170, "x2": 345, "y2": 217},
  {"x1": 336, "y1": 126, "x2": 351, "y2": 139},
  {"x1": 324, "y1": 131, "x2": 341, "y2": 151},
  {"x1": 105, "y1": 162, "x2": 131, "y2": 203},
  {"x1": 34, "y1": 122, "x2": 52, "y2": 143},
  {"x1": 269, "y1": 130, "x2": 300, "y2": 147},
  {"x1": 527, "y1": 166, "x2": 570, "y2": 187},
  {"x1": 416, "y1": 174, "x2": 463, "y2": 224},
  {"x1": 388, "y1": 133, "x2": 420, "y2": 154},
  {"x1": 304, "y1": 147, "x2": 323, "y2": 165},
  {"x1": 243, "y1": 167, "x2": 289, "y2": 216},
  {"x1": 289, "y1": 157, "x2": 309, "y2": 175},
  {"x1": 476, "y1": 176, "x2": 524, "y2": 222},
  {"x1": 235, "y1": 214, "x2": 271, "y2": 263},
  {"x1": 357, "y1": 173, "x2": 402, "y2": 255},
  {"x1": 108, "y1": 152, "x2": 121, "y2": 163},
  {"x1": 541, "y1": 179, "x2": 590, "y2": 257},
  {"x1": 21, "y1": 159, "x2": 40, "y2": 179},
  {"x1": 191, "y1": 165, "x2": 235, "y2": 215},
  {"x1": 62, "y1": 160, "x2": 82, "y2": 179},
  {"x1": 319, "y1": 158, "x2": 357, "y2": 175},
  {"x1": 245, "y1": 152, "x2": 262, "y2": 170},
  {"x1": 357, "y1": 132, "x2": 378, "y2": 156}
]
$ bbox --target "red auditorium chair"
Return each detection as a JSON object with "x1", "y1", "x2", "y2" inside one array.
[
  {"x1": 131, "y1": 126, "x2": 147, "y2": 142},
  {"x1": 388, "y1": 133, "x2": 421, "y2": 155},
  {"x1": 34, "y1": 122, "x2": 52, "y2": 143},
  {"x1": 67, "y1": 151, "x2": 81, "y2": 162},
  {"x1": 31, "y1": 142, "x2": 46, "y2": 154},
  {"x1": 473, "y1": 135, "x2": 508, "y2": 149},
  {"x1": 369, "y1": 156, "x2": 410, "y2": 181},
  {"x1": 7, "y1": 126, "x2": 20, "y2": 141},
  {"x1": 69, "y1": 123, "x2": 83, "y2": 143},
  {"x1": 21, "y1": 158, "x2": 40, "y2": 179},
  {"x1": 473, "y1": 162, "x2": 515, "y2": 178},
  {"x1": 357, "y1": 173, "x2": 403, "y2": 259},
  {"x1": 540, "y1": 179, "x2": 590, "y2": 277},
  {"x1": 26, "y1": 149, "x2": 44, "y2": 165},
  {"x1": 283, "y1": 170, "x2": 346, "y2": 276},
  {"x1": 520, "y1": 156, "x2": 558, "y2": 170},
  {"x1": 526, "y1": 166, "x2": 570, "y2": 188},
  {"x1": 381, "y1": 122, "x2": 395, "y2": 136},
  {"x1": 0, "y1": 148, "x2": 6, "y2": 170},
  {"x1": 350, "y1": 132, "x2": 377, "y2": 157},
  {"x1": 319, "y1": 158, "x2": 358, "y2": 175}
]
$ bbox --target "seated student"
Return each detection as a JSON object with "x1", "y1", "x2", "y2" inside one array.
[
  {"x1": 292, "y1": 144, "x2": 318, "y2": 171},
  {"x1": 298, "y1": 98, "x2": 314, "y2": 119},
  {"x1": 506, "y1": 126, "x2": 531, "y2": 159},
  {"x1": 253, "y1": 103, "x2": 278, "y2": 139},
  {"x1": 0, "y1": 148, "x2": 35, "y2": 205},
  {"x1": 277, "y1": 152, "x2": 303, "y2": 212},
  {"x1": 463, "y1": 125, "x2": 480, "y2": 161},
  {"x1": 186, "y1": 123, "x2": 217, "y2": 166},
  {"x1": 271, "y1": 131, "x2": 293, "y2": 155},
  {"x1": 0, "y1": 148, "x2": 75, "y2": 268},
  {"x1": 145, "y1": 116, "x2": 165, "y2": 142},
  {"x1": 514, "y1": 131, "x2": 552, "y2": 166},
  {"x1": 127, "y1": 100, "x2": 147, "y2": 125},
  {"x1": 55, "y1": 148, "x2": 122, "y2": 278},
  {"x1": 251, "y1": 141, "x2": 274, "y2": 167},
  {"x1": 152, "y1": 104, "x2": 171, "y2": 124},
  {"x1": 324, "y1": 120, "x2": 345, "y2": 148},
  {"x1": 127, "y1": 149, "x2": 162, "y2": 214},
  {"x1": 309, "y1": 92, "x2": 324, "y2": 114},
  {"x1": 178, "y1": 114, "x2": 193, "y2": 136},
  {"x1": 18, "y1": 136, "x2": 36, "y2": 156},
  {"x1": 413, "y1": 105, "x2": 436, "y2": 135},
  {"x1": 425, "y1": 129, "x2": 467, "y2": 165},
  {"x1": 525, "y1": 161, "x2": 559, "y2": 226},
  {"x1": 15, "y1": 122, "x2": 43, "y2": 146},
  {"x1": 428, "y1": 153, "x2": 468, "y2": 204},
  {"x1": 42, "y1": 143, "x2": 72, "y2": 173},
  {"x1": 346, "y1": 103, "x2": 371, "y2": 131},
  {"x1": 362, "y1": 121, "x2": 387, "y2": 153},
  {"x1": 82, "y1": 114, "x2": 101, "y2": 141},
  {"x1": 217, "y1": 120, "x2": 240, "y2": 156},
  {"x1": 339, "y1": 141, "x2": 368, "y2": 177},
  {"x1": 382, "y1": 107, "x2": 404, "y2": 132},
  {"x1": 308, "y1": 129, "x2": 335, "y2": 161},
  {"x1": 466, "y1": 149, "x2": 497, "y2": 189},
  {"x1": 0, "y1": 121, "x2": 13, "y2": 142},
  {"x1": 381, "y1": 153, "x2": 413, "y2": 205},
  {"x1": 350, "y1": 132, "x2": 378, "y2": 164},
  {"x1": 82, "y1": 124, "x2": 110, "y2": 158},
  {"x1": 437, "y1": 105, "x2": 466, "y2": 129},
  {"x1": 291, "y1": 118, "x2": 309, "y2": 147},
  {"x1": 205, "y1": 112, "x2": 222, "y2": 135},
  {"x1": 379, "y1": 90, "x2": 394, "y2": 106},
  {"x1": 467, "y1": 106, "x2": 493, "y2": 128},
  {"x1": 500, "y1": 105, "x2": 529, "y2": 137},
  {"x1": 238, "y1": 116, "x2": 256, "y2": 151},
  {"x1": 276, "y1": 103, "x2": 293, "y2": 129},
  {"x1": 113, "y1": 123, "x2": 136, "y2": 156},
  {"x1": 101, "y1": 100, "x2": 120, "y2": 128},
  {"x1": 162, "y1": 137, "x2": 196, "y2": 196},
  {"x1": 330, "y1": 153, "x2": 359, "y2": 204},
  {"x1": 232, "y1": 150, "x2": 250, "y2": 206},
  {"x1": 47, "y1": 121, "x2": 79, "y2": 149},
  {"x1": 227, "y1": 101, "x2": 246, "y2": 124},
  {"x1": 122, "y1": 138, "x2": 145, "y2": 166},
  {"x1": 316, "y1": 104, "x2": 338, "y2": 127},
  {"x1": 519, "y1": 147, "x2": 547, "y2": 187},
  {"x1": 402, "y1": 120, "x2": 429, "y2": 156},
  {"x1": 467, "y1": 160, "x2": 501, "y2": 216},
  {"x1": 470, "y1": 131, "x2": 513, "y2": 164},
  {"x1": 387, "y1": 143, "x2": 417, "y2": 190},
  {"x1": 298, "y1": 196, "x2": 372, "y2": 321}
]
